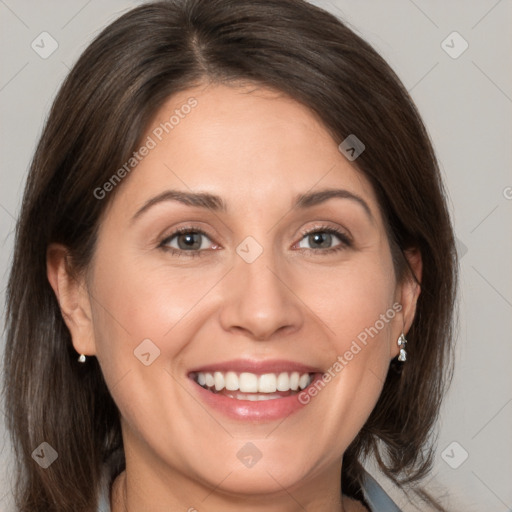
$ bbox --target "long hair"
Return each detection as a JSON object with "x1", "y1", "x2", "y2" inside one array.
[{"x1": 3, "y1": 1, "x2": 457, "y2": 510}]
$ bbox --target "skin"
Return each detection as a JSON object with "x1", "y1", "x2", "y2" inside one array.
[{"x1": 47, "y1": 82, "x2": 421, "y2": 512}]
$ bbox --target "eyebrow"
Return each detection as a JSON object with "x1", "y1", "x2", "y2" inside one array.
[
  {"x1": 131, "y1": 190, "x2": 226, "y2": 223},
  {"x1": 295, "y1": 188, "x2": 373, "y2": 221},
  {"x1": 130, "y1": 187, "x2": 373, "y2": 223}
]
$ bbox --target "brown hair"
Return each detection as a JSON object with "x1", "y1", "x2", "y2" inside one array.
[{"x1": 3, "y1": 0, "x2": 458, "y2": 510}]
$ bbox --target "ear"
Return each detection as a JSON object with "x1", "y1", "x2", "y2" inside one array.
[
  {"x1": 46, "y1": 243, "x2": 96, "y2": 357},
  {"x1": 390, "y1": 248, "x2": 422, "y2": 358}
]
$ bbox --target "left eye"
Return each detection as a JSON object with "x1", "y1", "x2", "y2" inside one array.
[{"x1": 297, "y1": 229, "x2": 346, "y2": 250}]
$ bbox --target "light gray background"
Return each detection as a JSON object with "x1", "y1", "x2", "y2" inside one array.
[{"x1": 1, "y1": 1, "x2": 511, "y2": 511}]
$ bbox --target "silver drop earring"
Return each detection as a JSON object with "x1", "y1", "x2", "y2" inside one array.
[
  {"x1": 397, "y1": 333, "x2": 407, "y2": 362},
  {"x1": 78, "y1": 354, "x2": 87, "y2": 363}
]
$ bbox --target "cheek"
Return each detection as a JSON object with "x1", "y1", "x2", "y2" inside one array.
[
  {"x1": 89, "y1": 248, "x2": 215, "y2": 343},
  {"x1": 87, "y1": 246, "x2": 229, "y2": 395},
  {"x1": 307, "y1": 251, "x2": 397, "y2": 349},
  {"x1": 294, "y1": 250, "x2": 397, "y2": 438}
]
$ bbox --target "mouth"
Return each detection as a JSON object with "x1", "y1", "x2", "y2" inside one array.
[
  {"x1": 189, "y1": 370, "x2": 316, "y2": 401},
  {"x1": 187, "y1": 359, "x2": 323, "y2": 421}
]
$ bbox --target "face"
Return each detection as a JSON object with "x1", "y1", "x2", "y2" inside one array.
[{"x1": 52, "y1": 83, "x2": 419, "y2": 505}]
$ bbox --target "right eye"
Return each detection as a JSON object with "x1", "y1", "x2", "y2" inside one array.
[{"x1": 159, "y1": 227, "x2": 219, "y2": 257}]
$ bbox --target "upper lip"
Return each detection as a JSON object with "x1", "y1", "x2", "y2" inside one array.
[{"x1": 188, "y1": 359, "x2": 323, "y2": 375}]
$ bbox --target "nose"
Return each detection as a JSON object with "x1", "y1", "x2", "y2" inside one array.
[{"x1": 219, "y1": 246, "x2": 304, "y2": 341}]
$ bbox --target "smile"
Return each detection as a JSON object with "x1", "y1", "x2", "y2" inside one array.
[
  {"x1": 187, "y1": 360, "x2": 323, "y2": 421},
  {"x1": 190, "y1": 371, "x2": 314, "y2": 400}
]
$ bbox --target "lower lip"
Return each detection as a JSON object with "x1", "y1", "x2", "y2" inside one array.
[{"x1": 190, "y1": 375, "x2": 320, "y2": 421}]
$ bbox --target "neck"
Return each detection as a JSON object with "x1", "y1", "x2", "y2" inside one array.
[
  {"x1": 109, "y1": 462, "x2": 366, "y2": 512},
  {"x1": 109, "y1": 425, "x2": 369, "y2": 512}
]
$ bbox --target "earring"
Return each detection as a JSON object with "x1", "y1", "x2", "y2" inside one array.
[
  {"x1": 78, "y1": 354, "x2": 87, "y2": 363},
  {"x1": 397, "y1": 333, "x2": 407, "y2": 362}
]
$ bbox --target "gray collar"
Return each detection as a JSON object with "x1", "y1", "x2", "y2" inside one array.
[{"x1": 361, "y1": 469, "x2": 402, "y2": 511}]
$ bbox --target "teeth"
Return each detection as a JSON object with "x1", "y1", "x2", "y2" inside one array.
[
  {"x1": 290, "y1": 372, "x2": 300, "y2": 391},
  {"x1": 239, "y1": 372, "x2": 258, "y2": 393},
  {"x1": 276, "y1": 372, "x2": 289, "y2": 392},
  {"x1": 299, "y1": 373, "x2": 310, "y2": 390},
  {"x1": 225, "y1": 371, "x2": 238, "y2": 391},
  {"x1": 259, "y1": 373, "x2": 277, "y2": 393},
  {"x1": 213, "y1": 371, "x2": 224, "y2": 391},
  {"x1": 194, "y1": 370, "x2": 314, "y2": 394},
  {"x1": 205, "y1": 373, "x2": 215, "y2": 387},
  {"x1": 229, "y1": 392, "x2": 284, "y2": 401}
]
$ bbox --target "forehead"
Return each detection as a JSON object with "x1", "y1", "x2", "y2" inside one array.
[{"x1": 106, "y1": 83, "x2": 381, "y2": 221}]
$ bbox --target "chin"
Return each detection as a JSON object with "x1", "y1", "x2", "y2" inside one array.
[{"x1": 206, "y1": 467, "x2": 307, "y2": 497}]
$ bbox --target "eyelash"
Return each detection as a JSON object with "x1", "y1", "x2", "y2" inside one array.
[{"x1": 158, "y1": 224, "x2": 352, "y2": 258}]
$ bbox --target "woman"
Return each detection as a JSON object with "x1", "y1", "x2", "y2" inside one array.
[{"x1": 3, "y1": 0, "x2": 457, "y2": 510}]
